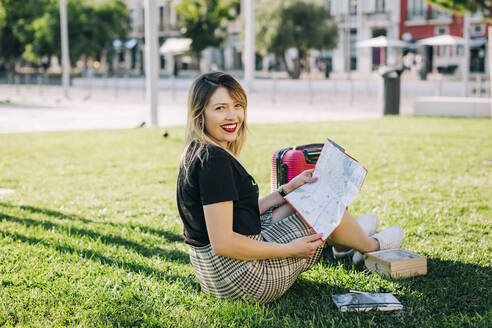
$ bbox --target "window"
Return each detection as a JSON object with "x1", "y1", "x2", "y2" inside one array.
[
  {"x1": 411, "y1": 0, "x2": 426, "y2": 12},
  {"x1": 350, "y1": 29, "x2": 357, "y2": 70},
  {"x1": 471, "y1": 24, "x2": 485, "y2": 36},
  {"x1": 407, "y1": 0, "x2": 426, "y2": 20},
  {"x1": 435, "y1": 26, "x2": 449, "y2": 35},
  {"x1": 375, "y1": 0, "x2": 385, "y2": 13},
  {"x1": 129, "y1": 9, "x2": 135, "y2": 30},
  {"x1": 159, "y1": 6, "x2": 164, "y2": 30},
  {"x1": 349, "y1": 0, "x2": 357, "y2": 16},
  {"x1": 164, "y1": 5, "x2": 171, "y2": 28},
  {"x1": 430, "y1": 6, "x2": 453, "y2": 20}
]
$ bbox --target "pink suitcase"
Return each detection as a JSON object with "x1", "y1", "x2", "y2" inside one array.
[{"x1": 270, "y1": 144, "x2": 323, "y2": 191}]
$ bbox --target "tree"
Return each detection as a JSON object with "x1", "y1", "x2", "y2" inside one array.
[
  {"x1": 0, "y1": 0, "x2": 130, "y2": 73},
  {"x1": 256, "y1": 0, "x2": 338, "y2": 79},
  {"x1": 175, "y1": 0, "x2": 239, "y2": 69},
  {"x1": 0, "y1": 2, "x2": 5, "y2": 30},
  {"x1": 255, "y1": 0, "x2": 295, "y2": 57},
  {"x1": 24, "y1": 0, "x2": 130, "y2": 68},
  {"x1": 427, "y1": 0, "x2": 491, "y2": 17},
  {"x1": 0, "y1": 0, "x2": 51, "y2": 73}
]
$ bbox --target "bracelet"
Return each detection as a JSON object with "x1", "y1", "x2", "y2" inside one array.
[{"x1": 277, "y1": 185, "x2": 287, "y2": 197}]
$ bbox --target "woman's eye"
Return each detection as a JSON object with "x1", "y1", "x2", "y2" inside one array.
[
  {"x1": 234, "y1": 103, "x2": 243, "y2": 108},
  {"x1": 216, "y1": 106, "x2": 224, "y2": 110}
]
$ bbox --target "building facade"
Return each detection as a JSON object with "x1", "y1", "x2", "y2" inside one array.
[
  {"x1": 328, "y1": 0, "x2": 489, "y2": 76},
  {"x1": 401, "y1": 0, "x2": 489, "y2": 75},
  {"x1": 108, "y1": 0, "x2": 489, "y2": 77},
  {"x1": 115, "y1": 0, "x2": 181, "y2": 76},
  {"x1": 329, "y1": 0, "x2": 401, "y2": 74},
  {"x1": 114, "y1": 0, "x2": 243, "y2": 76}
]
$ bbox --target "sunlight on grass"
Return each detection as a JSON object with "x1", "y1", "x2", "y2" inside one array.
[{"x1": 0, "y1": 117, "x2": 491, "y2": 327}]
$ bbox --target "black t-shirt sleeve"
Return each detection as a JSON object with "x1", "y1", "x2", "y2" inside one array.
[{"x1": 198, "y1": 152, "x2": 239, "y2": 205}]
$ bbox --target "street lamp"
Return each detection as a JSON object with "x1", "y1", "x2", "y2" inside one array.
[
  {"x1": 144, "y1": 0, "x2": 158, "y2": 126},
  {"x1": 60, "y1": 0, "x2": 70, "y2": 99},
  {"x1": 243, "y1": 0, "x2": 255, "y2": 92}
]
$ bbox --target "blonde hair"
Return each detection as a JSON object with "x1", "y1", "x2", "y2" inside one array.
[{"x1": 179, "y1": 72, "x2": 248, "y2": 178}]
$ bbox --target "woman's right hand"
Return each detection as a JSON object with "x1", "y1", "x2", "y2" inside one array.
[{"x1": 286, "y1": 233, "x2": 324, "y2": 258}]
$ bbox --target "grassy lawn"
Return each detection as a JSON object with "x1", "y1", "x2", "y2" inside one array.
[{"x1": 0, "y1": 117, "x2": 491, "y2": 327}]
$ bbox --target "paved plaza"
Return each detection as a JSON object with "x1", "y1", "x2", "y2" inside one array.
[{"x1": 0, "y1": 78, "x2": 419, "y2": 133}]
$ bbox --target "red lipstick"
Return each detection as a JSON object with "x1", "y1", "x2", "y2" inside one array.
[{"x1": 221, "y1": 123, "x2": 238, "y2": 133}]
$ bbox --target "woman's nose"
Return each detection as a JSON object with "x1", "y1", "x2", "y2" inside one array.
[{"x1": 225, "y1": 107, "x2": 235, "y2": 119}]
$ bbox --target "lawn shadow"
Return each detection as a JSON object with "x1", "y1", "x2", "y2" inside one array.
[
  {"x1": 321, "y1": 248, "x2": 491, "y2": 314},
  {"x1": 0, "y1": 204, "x2": 188, "y2": 265},
  {"x1": 275, "y1": 251, "x2": 491, "y2": 326},
  {"x1": 0, "y1": 202, "x2": 183, "y2": 242},
  {"x1": 395, "y1": 258, "x2": 491, "y2": 315},
  {"x1": 0, "y1": 229, "x2": 199, "y2": 291},
  {"x1": 261, "y1": 257, "x2": 491, "y2": 327}
]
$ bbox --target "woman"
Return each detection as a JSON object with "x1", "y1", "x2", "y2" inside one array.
[{"x1": 177, "y1": 72, "x2": 404, "y2": 303}]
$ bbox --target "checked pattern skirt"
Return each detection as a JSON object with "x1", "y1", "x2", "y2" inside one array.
[{"x1": 188, "y1": 211, "x2": 324, "y2": 303}]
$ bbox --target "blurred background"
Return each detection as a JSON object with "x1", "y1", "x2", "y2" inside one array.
[{"x1": 1, "y1": 0, "x2": 491, "y2": 132}]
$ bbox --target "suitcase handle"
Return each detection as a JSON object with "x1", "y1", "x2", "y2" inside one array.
[
  {"x1": 303, "y1": 149, "x2": 321, "y2": 164},
  {"x1": 293, "y1": 144, "x2": 323, "y2": 164},
  {"x1": 293, "y1": 143, "x2": 324, "y2": 151}
]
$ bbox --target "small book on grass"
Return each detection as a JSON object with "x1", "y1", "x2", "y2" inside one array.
[
  {"x1": 332, "y1": 292, "x2": 403, "y2": 312},
  {"x1": 284, "y1": 139, "x2": 367, "y2": 241},
  {"x1": 364, "y1": 248, "x2": 427, "y2": 278}
]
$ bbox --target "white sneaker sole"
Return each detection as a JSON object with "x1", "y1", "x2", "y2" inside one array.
[{"x1": 353, "y1": 225, "x2": 405, "y2": 265}]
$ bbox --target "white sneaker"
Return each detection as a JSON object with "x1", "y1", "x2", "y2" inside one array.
[
  {"x1": 356, "y1": 213, "x2": 379, "y2": 236},
  {"x1": 332, "y1": 213, "x2": 379, "y2": 259},
  {"x1": 372, "y1": 225, "x2": 404, "y2": 250},
  {"x1": 352, "y1": 225, "x2": 405, "y2": 265}
]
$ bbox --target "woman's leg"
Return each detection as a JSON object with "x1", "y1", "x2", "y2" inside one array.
[
  {"x1": 271, "y1": 203, "x2": 296, "y2": 223},
  {"x1": 327, "y1": 210, "x2": 379, "y2": 253},
  {"x1": 272, "y1": 204, "x2": 378, "y2": 253}
]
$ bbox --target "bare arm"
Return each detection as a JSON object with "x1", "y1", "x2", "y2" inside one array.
[
  {"x1": 203, "y1": 201, "x2": 323, "y2": 261},
  {"x1": 258, "y1": 189, "x2": 285, "y2": 215},
  {"x1": 258, "y1": 169, "x2": 318, "y2": 215}
]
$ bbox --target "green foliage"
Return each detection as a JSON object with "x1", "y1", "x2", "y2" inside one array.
[
  {"x1": 0, "y1": 0, "x2": 51, "y2": 64},
  {"x1": 0, "y1": 2, "x2": 5, "y2": 30},
  {"x1": 0, "y1": 117, "x2": 491, "y2": 327},
  {"x1": 256, "y1": 0, "x2": 337, "y2": 79},
  {"x1": 255, "y1": 0, "x2": 296, "y2": 56},
  {"x1": 427, "y1": 0, "x2": 491, "y2": 17},
  {"x1": 175, "y1": 0, "x2": 238, "y2": 59},
  {"x1": 0, "y1": 0, "x2": 130, "y2": 68}
]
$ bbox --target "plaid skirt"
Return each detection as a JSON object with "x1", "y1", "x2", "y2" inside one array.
[{"x1": 188, "y1": 210, "x2": 324, "y2": 303}]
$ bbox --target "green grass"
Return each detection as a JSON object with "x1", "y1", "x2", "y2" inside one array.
[{"x1": 0, "y1": 117, "x2": 491, "y2": 327}]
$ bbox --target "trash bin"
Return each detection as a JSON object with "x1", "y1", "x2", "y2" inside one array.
[{"x1": 381, "y1": 67, "x2": 403, "y2": 115}]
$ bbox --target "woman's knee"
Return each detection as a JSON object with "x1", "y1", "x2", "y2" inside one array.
[{"x1": 271, "y1": 203, "x2": 295, "y2": 223}]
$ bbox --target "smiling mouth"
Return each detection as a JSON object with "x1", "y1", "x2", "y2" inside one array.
[{"x1": 221, "y1": 123, "x2": 238, "y2": 133}]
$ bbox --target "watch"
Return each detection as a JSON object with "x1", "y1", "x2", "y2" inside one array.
[{"x1": 278, "y1": 185, "x2": 287, "y2": 197}]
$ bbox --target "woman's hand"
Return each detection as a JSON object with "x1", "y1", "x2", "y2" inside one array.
[
  {"x1": 284, "y1": 169, "x2": 318, "y2": 194},
  {"x1": 286, "y1": 233, "x2": 324, "y2": 258}
]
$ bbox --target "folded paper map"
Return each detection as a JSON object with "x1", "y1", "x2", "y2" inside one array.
[{"x1": 285, "y1": 139, "x2": 367, "y2": 241}]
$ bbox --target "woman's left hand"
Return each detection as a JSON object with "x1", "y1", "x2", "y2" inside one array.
[{"x1": 284, "y1": 169, "x2": 318, "y2": 194}]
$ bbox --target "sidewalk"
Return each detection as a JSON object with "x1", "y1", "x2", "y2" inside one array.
[{"x1": 0, "y1": 83, "x2": 407, "y2": 133}]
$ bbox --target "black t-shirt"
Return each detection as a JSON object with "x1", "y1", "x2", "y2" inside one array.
[{"x1": 176, "y1": 143, "x2": 261, "y2": 247}]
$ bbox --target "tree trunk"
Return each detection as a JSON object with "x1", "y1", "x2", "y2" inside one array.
[
  {"x1": 278, "y1": 52, "x2": 297, "y2": 79},
  {"x1": 81, "y1": 55, "x2": 87, "y2": 78},
  {"x1": 7, "y1": 58, "x2": 16, "y2": 83},
  {"x1": 279, "y1": 51, "x2": 302, "y2": 79},
  {"x1": 107, "y1": 51, "x2": 114, "y2": 76},
  {"x1": 292, "y1": 56, "x2": 301, "y2": 79},
  {"x1": 195, "y1": 52, "x2": 202, "y2": 73}
]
